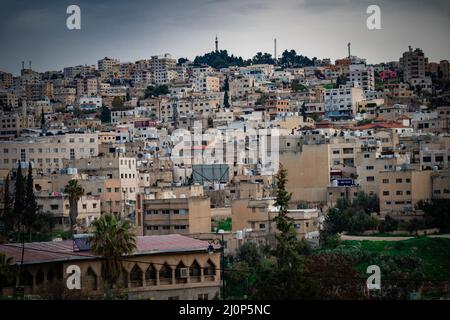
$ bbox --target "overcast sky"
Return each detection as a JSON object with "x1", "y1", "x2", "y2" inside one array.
[{"x1": 0, "y1": 0, "x2": 449, "y2": 75}]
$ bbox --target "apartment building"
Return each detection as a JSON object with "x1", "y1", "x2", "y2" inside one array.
[
  {"x1": 431, "y1": 169, "x2": 450, "y2": 199},
  {"x1": 229, "y1": 76, "x2": 256, "y2": 99},
  {"x1": 280, "y1": 143, "x2": 330, "y2": 203},
  {"x1": 36, "y1": 193, "x2": 101, "y2": 231},
  {"x1": 324, "y1": 84, "x2": 365, "y2": 116},
  {"x1": 346, "y1": 64, "x2": 375, "y2": 91},
  {"x1": 232, "y1": 198, "x2": 319, "y2": 239},
  {"x1": 399, "y1": 46, "x2": 428, "y2": 82},
  {"x1": 0, "y1": 112, "x2": 35, "y2": 136},
  {"x1": 379, "y1": 169, "x2": 432, "y2": 216},
  {"x1": 191, "y1": 76, "x2": 220, "y2": 93},
  {"x1": 0, "y1": 71, "x2": 13, "y2": 89},
  {"x1": 0, "y1": 133, "x2": 99, "y2": 174},
  {"x1": 140, "y1": 196, "x2": 211, "y2": 236},
  {"x1": 76, "y1": 77, "x2": 98, "y2": 97},
  {"x1": 66, "y1": 155, "x2": 139, "y2": 216}
]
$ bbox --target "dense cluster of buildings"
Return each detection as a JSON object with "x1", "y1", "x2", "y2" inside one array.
[{"x1": 0, "y1": 44, "x2": 449, "y2": 299}]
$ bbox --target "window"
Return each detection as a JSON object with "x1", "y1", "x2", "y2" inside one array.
[
  {"x1": 396, "y1": 191, "x2": 403, "y2": 196},
  {"x1": 367, "y1": 176, "x2": 375, "y2": 182},
  {"x1": 396, "y1": 179, "x2": 402, "y2": 183},
  {"x1": 259, "y1": 223, "x2": 266, "y2": 229},
  {"x1": 383, "y1": 191, "x2": 389, "y2": 196},
  {"x1": 366, "y1": 166, "x2": 374, "y2": 170},
  {"x1": 382, "y1": 179, "x2": 389, "y2": 183}
]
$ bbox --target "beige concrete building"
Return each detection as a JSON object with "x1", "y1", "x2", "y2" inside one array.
[
  {"x1": 232, "y1": 198, "x2": 319, "y2": 239},
  {"x1": 139, "y1": 196, "x2": 211, "y2": 236},
  {"x1": 0, "y1": 133, "x2": 99, "y2": 174},
  {"x1": 431, "y1": 169, "x2": 450, "y2": 199},
  {"x1": 36, "y1": 193, "x2": 101, "y2": 231},
  {"x1": 379, "y1": 169, "x2": 432, "y2": 216},
  {"x1": 280, "y1": 143, "x2": 330, "y2": 203}
]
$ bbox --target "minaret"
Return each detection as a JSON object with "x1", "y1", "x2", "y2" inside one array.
[
  {"x1": 215, "y1": 35, "x2": 219, "y2": 52},
  {"x1": 347, "y1": 42, "x2": 351, "y2": 59},
  {"x1": 274, "y1": 38, "x2": 277, "y2": 62}
]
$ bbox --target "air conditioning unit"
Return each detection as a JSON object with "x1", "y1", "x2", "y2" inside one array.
[{"x1": 179, "y1": 268, "x2": 189, "y2": 278}]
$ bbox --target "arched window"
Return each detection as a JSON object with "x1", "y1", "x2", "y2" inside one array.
[
  {"x1": 175, "y1": 261, "x2": 187, "y2": 284},
  {"x1": 190, "y1": 260, "x2": 201, "y2": 282},
  {"x1": 159, "y1": 263, "x2": 172, "y2": 285},
  {"x1": 130, "y1": 264, "x2": 143, "y2": 287},
  {"x1": 86, "y1": 267, "x2": 98, "y2": 291},
  {"x1": 145, "y1": 264, "x2": 157, "y2": 286},
  {"x1": 36, "y1": 270, "x2": 45, "y2": 286},
  {"x1": 204, "y1": 259, "x2": 216, "y2": 280}
]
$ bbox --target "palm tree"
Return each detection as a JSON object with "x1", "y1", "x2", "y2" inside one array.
[
  {"x1": 89, "y1": 214, "x2": 136, "y2": 292},
  {"x1": 63, "y1": 180, "x2": 84, "y2": 236}
]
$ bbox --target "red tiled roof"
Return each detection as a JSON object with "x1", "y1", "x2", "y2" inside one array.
[{"x1": 0, "y1": 234, "x2": 210, "y2": 265}]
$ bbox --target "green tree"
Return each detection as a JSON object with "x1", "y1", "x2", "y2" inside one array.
[
  {"x1": 13, "y1": 164, "x2": 25, "y2": 240},
  {"x1": 89, "y1": 214, "x2": 136, "y2": 292},
  {"x1": 252, "y1": 52, "x2": 275, "y2": 65},
  {"x1": 111, "y1": 96, "x2": 124, "y2": 109},
  {"x1": 144, "y1": 85, "x2": 169, "y2": 99},
  {"x1": 100, "y1": 106, "x2": 111, "y2": 123},
  {"x1": 223, "y1": 77, "x2": 230, "y2": 108},
  {"x1": 417, "y1": 199, "x2": 450, "y2": 233},
  {"x1": 273, "y1": 164, "x2": 300, "y2": 268},
  {"x1": 63, "y1": 180, "x2": 84, "y2": 236},
  {"x1": 1, "y1": 174, "x2": 14, "y2": 236},
  {"x1": 24, "y1": 162, "x2": 38, "y2": 241},
  {"x1": 378, "y1": 215, "x2": 398, "y2": 233}
]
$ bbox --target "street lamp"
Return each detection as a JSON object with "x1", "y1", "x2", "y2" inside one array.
[{"x1": 208, "y1": 229, "x2": 225, "y2": 300}]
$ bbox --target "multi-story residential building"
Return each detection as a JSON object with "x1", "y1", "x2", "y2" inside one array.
[
  {"x1": 66, "y1": 155, "x2": 139, "y2": 216},
  {"x1": 0, "y1": 92, "x2": 19, "y2": 109},
  {"x1": 0, "y1": 133, "x2": 99, "y2": 174},
  {"x1": 191, "y1": 76, "x2": 220, "y2": 93},
  {"x1": 76, "y1": 77, "x2": 98, "y2": 97},
  {"x1": 324, "y1": 84, "x2": 365, "y2": 117},
  {"x1": 139, "y1": 196, "x2": 211, "y2": 236},
  {"x1": 232, "y1": 198, "x2": 319, "y2": 240},
  {"x1": 36, "y1": 193, "x2": 101, "y2": 231},
  {"x1": 379, "y1": 168, "x2": 432, "y2": 216},
  {"x1": 399, "y1": 46, "x2": 428, "y2": 82},
  {"x1": 280, "y1": 142, "x2": 330, "y2": 203},
  {"x1": 229, "y1": 76, "x2": 256, "y2": 99},
  {"x1": 0, "y1": 112, "x2": 35, "y2": 137},
  {"x1": 25, "y1": 82, "x2": 53, "y2": 101},
  {"x1": 0, "y1": 71, "x2": 13, "y2": 89},
  {"x1": 431, "y1": 169, "x2": 450, "y2": 199},
  {"x1": 346, "y1": 64, "x2": 375, "y2": 91}
]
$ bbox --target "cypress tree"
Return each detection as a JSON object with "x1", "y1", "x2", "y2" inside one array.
[
  {"x1": 1, "y1": 174, "x2": 13, "y2": 235},
  {"x1": 24, "y1": 162, "x2": 38, "y2": 240},
  {"x1": 13, "y1": 163, "x2": 25, "y2": 236}
]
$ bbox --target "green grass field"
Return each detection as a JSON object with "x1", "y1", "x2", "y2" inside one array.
[{"x1": 339, "y1": 237, "x2": 450, "y2": 280}]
